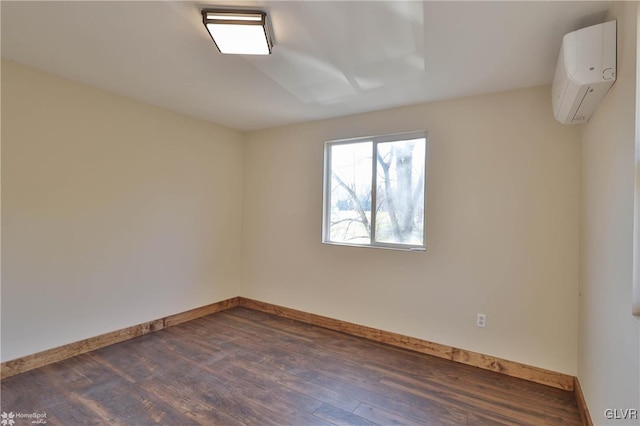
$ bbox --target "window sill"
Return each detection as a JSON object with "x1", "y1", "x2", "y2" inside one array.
[{"x1": 322, "y1": 241, "x2": 426, "y2": 252}]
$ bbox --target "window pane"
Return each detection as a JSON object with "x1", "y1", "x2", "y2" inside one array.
[
  {"x1": 375, "y1": 138, "x2": 425, "y2": 245},
  {"x1": 328, "y1": 142, "x2": 372, "y2": 244}
]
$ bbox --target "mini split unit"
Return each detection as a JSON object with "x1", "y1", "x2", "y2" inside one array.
[{"x1": 552, "y1": 20, "x2": 617, "y2": 124}]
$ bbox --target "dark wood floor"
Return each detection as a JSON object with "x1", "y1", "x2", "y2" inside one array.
[{"x1": 1, "y1": 307, "x2": 582, "y2": 425}]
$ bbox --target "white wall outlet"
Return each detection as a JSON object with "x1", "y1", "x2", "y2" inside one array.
[{"x1": 476, "y1": 313, "x2": 487, "y2": 328}]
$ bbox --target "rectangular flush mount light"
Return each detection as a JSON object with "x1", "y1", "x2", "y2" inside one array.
[{"x1": 201, "y1": 9, "x2": 273, "y2": 55}]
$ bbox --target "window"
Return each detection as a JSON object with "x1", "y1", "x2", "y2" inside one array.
[{"x1": 323, "y1": 131, "x2": 427, "y2": 251}]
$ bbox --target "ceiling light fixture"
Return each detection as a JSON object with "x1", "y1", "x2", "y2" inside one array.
[{"x1": 201, "y1": 9, "x2": 273, "y2": 55}]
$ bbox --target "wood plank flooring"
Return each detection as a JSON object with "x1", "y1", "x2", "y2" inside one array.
[{"x1": 1, "y1": 307, "x2": 583, "y2": 425}]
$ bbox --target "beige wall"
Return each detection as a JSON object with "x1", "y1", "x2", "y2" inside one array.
[
  {"x1": 242, "y1": 85, "x2": 582, "y2": 374},
  {"x1": 1, "y1": 61, "x2": 244, "y2": 361},
  {"x1": 578, "y1": 2, "x2": 640, "y2": 424}
]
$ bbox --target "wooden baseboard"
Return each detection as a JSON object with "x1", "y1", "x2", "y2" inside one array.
[
  {"x1": 238, "y1": 297, "x2": 575, "y2": 391},
  {"x1": 574, "y1": 377, "x2": 593, "y2": 426},
  {"x1": 164, "y1": 297, "x2": 240, "y2": 327},
  {"x1": 0, "y1": 297, "x2": 241, "y2": 379},
  {"x1": 1, "y1": 295, "x2": 575, "y2": 393}
]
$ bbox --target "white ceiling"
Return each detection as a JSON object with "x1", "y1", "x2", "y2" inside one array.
[{"x1": 1, "y1": 1, "x2": 612, "y2": 131}]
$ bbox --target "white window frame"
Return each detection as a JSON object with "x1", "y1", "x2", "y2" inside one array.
[{"x1": 322, "y1": 130, "x2": 428, "y2": 252}]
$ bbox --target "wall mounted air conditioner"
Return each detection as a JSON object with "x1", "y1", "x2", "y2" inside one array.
[{"x1": 552, "y1": 20, "x2": 616, "y2": 124}]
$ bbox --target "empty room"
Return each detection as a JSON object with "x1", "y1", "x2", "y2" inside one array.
[{"x1": 1, "y1": 1, "x2": 639, "y2": 425}]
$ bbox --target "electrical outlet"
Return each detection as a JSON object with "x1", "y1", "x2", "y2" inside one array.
[{"x1": 476, "y1": 313, "x2": 487, "y2": 328}]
